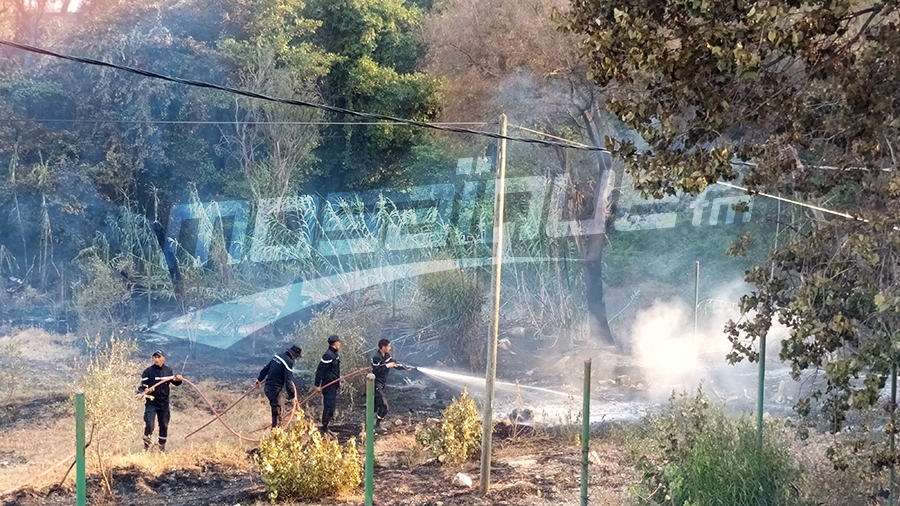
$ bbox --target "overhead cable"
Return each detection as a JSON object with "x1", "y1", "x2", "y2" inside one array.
[
  {"x1": 0, "y1": 39, "x2": 611, "y2": 153},
  {"x1": 0, "y1": 118, "x2": 489, "y2": 126}
]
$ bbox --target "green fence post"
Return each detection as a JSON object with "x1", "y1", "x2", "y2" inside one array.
[
  {"x1": 581, "y1": 359, "x2": 591, "y2": 506},
  {"x1": 757, "y1": 333, "x2": 766, "y2": 443},
  {"x1": 365, "y1": 373, "x2": 375, "y2": 506},
  {"x1": 76, "y1": 392, "x2": 86, "y2": 506},
  {"x1": 891, "y1": 363, "x2": 897, "y2": 506}
]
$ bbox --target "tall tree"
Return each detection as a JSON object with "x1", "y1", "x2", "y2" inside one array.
[
  {"x1": 302, "y1": 0, "x2": 444, "y2": 190},
  {"x1": 218, "y1": 0, "x2": 332, "y2": 200},
  {"x1": 424, "y1": 0, "x2": 618, "y2": 343},
  {"x1": 559, "y1": 0, "x2": 900, "y2": 444}
]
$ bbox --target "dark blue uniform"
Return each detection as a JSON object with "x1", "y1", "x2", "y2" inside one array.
[
  {"x1": 314, "y1": 346, "x2": 340, "y2": 429},
  {"x1": 257, "y1": 351, "x2": 297, "y2": 428},
  {"x1": 138, "y1": 364, "x2": 181, "y2": 449},
  {"x1": 371, "y1": 351, "x2": 397, "y2": 423}
]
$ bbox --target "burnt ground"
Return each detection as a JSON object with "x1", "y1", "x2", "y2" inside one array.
[{"x1": 0, "y1": 325, "x2": 644, "y2": 506}]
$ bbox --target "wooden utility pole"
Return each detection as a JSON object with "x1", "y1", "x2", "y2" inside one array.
[{"x1": 480, "y1": 114, "x2": 507, "y2": 495}]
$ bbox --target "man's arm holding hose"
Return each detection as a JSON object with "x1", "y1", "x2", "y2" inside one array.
[{"x1": 168, "y1": 366, "x2": 183, "y2": 386}]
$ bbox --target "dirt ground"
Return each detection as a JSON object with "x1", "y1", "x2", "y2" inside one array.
[{"x1": 0, "y1": 326, "x2": 641, "y2": 506}]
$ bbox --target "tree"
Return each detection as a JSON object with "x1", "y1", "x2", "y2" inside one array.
[
  {"x1": 559, "y1": 0, "x2": 900, "y2": 448},
  {"x1": 302, "y1": 0, "x2": 444, "y2": 190},
  {"x1": 218, "y1": 0, "x2": 332, "y2": 200},
  {"x1": 424, "y1": 0, "x2": 617, "y2": 343}
]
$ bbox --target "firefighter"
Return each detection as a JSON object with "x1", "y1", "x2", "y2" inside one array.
[
  {"x1": 138, "y1": 350, "x2": 183, "y2": 452},
  {"x1": 314, "y1": 335, "x2": 341, "y2": 435},
  {"x1": 370, "y1": 338, "x2": 411, "y2": 433},
  {"x1": 257, "y1": 345, "x2": 302, "y2": 428}
]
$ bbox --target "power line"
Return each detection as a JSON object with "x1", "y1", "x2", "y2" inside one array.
[
  {"x1": 719, "y1": 181, "x2": 900, "y2": 233},
  {"x1": 508, "y1": 123, "x2": 591, "y2": 148},
  {"x1": 0, "y1": 39, "x2": 612, "y2": 154},
  {"x1": 0, "y1": 118, "x2": 489, "y2": 126}
]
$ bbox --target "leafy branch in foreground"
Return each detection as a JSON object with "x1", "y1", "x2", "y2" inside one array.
[{"x1": 559, "y1": 0, "x2": 900, "y2": 458}]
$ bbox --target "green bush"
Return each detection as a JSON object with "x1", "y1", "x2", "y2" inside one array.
[
  {"x1": 626, "y1": 390, "x2": 803, "y2": 506},
  {"x1": 257, "y1": 407, "x2": 361, "y2": 501},
  {"x1": 418, "y1": 264, "x2": 484, "y2": 370},
  {"x1": 415, "y1": 388, "x2": 481, "y2": 465}
]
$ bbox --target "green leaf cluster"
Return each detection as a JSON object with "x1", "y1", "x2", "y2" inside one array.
[
  {"x1": 257, "y1": 407, "x2": 362, "y2": 501},
  {"x1": 414, "y1": 387, "x2": 481, "y2": 465}
]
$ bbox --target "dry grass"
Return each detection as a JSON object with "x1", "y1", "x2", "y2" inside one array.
[
  {"x1": 104, "y1": 441, "x2": 253, "y2": 477},
  {"x1": 0, "y1": 329, "x2": 268, "y2": 496},
  {"x1": 0, "y1": 416, "x2": 76, "y2": 492},
  {"x1": 0, "y1": 327, "x2": 77, "y2": 362}
]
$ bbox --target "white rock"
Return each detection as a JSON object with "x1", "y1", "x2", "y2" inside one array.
[
  {"x1": 452, "y1": 472, "x2": 473, "y2": 488},
  {"x1": 394, "y1": 418, "x2": 404, "y2": 427},
  {"x1": 589, "y1": 451, "x2": 601, "y2": 465}
]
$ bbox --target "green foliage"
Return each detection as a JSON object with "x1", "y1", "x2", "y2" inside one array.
[
  {"x1": 418, "y1": 263, "x2": 485, "y2": 369},
  {"x1": 560, "y1": 0, "x2": 900, "y2": 462},
  {"x1": 626, "y1": 390, "x2": 803, "y2": 506},
  {"x1": 257, "y1": 407, "x2": 361, "y2": 500},
  {"x1": 414, "y1": 387, "x2": 481, "y2": 465},
  {"x1": 303, "y1": 0, "x2": 445, "y2": 189}
]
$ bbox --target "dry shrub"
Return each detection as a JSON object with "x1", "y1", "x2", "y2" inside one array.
[
  {"x1": 792, "y1": 431, "x2": 887, "y2": 506},
  {"x1": 71, "y1": 239, "x2": 130, "y2": 338},
  {"x1": 257, "y1": 407, "x2": 361, "y2": 501},
  {"x1": 72, "y1": 335, "x2": 141, "y2": 493},
  {"x1": 0, "y1": 335, "x2": 25, "y2": 413},
  {"x1": 415, "y1": 387, "x2": 481, "y2": 465}
]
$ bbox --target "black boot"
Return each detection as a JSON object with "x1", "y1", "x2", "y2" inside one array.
[{"x1": 143, "y1": 436, "x2": 151, "y2": 451}]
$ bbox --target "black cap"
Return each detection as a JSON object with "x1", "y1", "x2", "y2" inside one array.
[
  {"x1": 152, "y1": 349, "x2": 165, "y2": 357},
  {"x1": 327, "y1": 335, "x2": 341, "y2": 344},
  {"x1": 288, "y1": 345, "x2": 302, "y2": 357}
]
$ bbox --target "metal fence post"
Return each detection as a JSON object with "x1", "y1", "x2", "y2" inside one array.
[
  {"x1": 76, "y1": 392, "x2": 86, "y2": 506},
  {"x1": 581, "y1": 359, "x2": 591, "y2": 506},
  {"x1": 365, "y1": 373, "x2": 375, "y2": 506}
]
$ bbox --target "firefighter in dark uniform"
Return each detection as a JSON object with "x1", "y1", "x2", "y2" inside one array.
[
  {"x1": 138, "y1": 350, "x2": 183, "y2": 452},
  {"x1": 314, "y1": 335, "x2": 341, "y2": 435},
  {"x1": 257, "y1": 345, "x2": 302, "y2": 428},
  {"x1": 371, "y1": 338, "x2": 411, "y2": 433}
]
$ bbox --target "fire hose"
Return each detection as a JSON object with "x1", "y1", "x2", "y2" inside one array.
[
  {"x1": 137, "y1": 376, "x2": 263, "y2": 443},
  {"x1": 247, "y1": 366, "x2": 374, "y2": 434},
  {"x1": 1, "y1": 366, "x2": 397, "y2": 498},
  {"x1": 184, "y1": 366, "x2": 375, "y2": 438}
]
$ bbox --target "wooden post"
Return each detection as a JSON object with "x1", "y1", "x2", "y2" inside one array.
[{"x1": 479, "y1": 114, "x2": 508, "y2": 495}]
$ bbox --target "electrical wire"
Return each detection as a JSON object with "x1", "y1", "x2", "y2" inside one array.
[
  {"x1": 0, "y1": 118, "x2": 489, "y2": 126},
  {"x1": 2, "y1": 39, "x2": 888, "y2": 224},
  {"x1": 0, "y1": 39, "x2": 611, "y2": 154},
  {"x1": 718, "y1": 180, "x2": 900, "y2": 231},
  {"x1": 716, "y1": 181, "x2": 863, "y2": 221}
]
